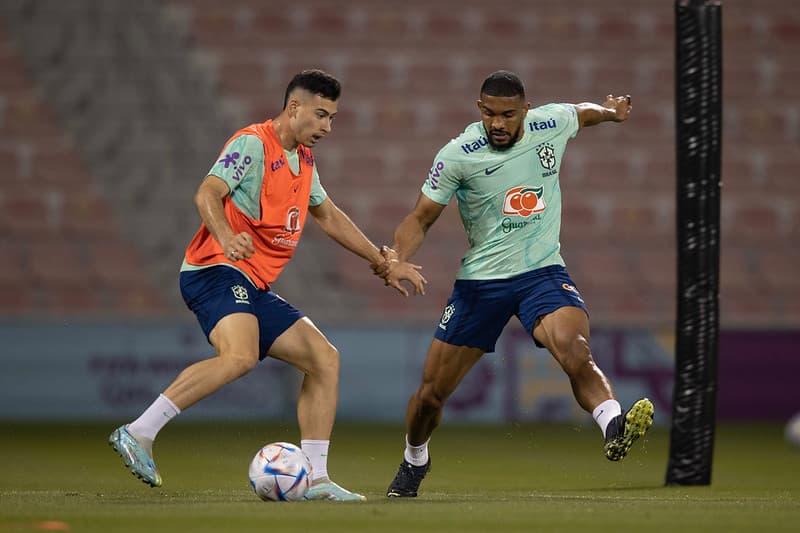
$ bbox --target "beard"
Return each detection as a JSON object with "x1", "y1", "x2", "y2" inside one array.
[{"x1": 487, "y1": 123, "x2": 522, "y2": 151}]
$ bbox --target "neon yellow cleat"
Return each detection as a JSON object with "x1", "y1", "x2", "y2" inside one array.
[{"x1": 604, "y1": 398, "x2": 655, "y2": 461}]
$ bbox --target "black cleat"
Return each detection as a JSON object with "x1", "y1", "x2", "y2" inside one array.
[
  {"x1": 387, "y1": 459, "x2": 431, "y2": 498},
  {"x1": 604, "y1": 398, "x2": 654, "y2": 461}
]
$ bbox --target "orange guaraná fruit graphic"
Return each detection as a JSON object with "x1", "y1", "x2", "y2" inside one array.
[{"x1": 503, "y1": 186, "x2": 545, "y2": 217}]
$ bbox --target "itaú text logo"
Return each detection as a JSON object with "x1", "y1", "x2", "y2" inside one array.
[{"x1": 502, "y1": 186, "x2": 546, "y2": 217}]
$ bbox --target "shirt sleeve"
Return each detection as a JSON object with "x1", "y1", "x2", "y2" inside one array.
[
  {"x1": 555, "y1": 103, "x2": 580, "y2": 139},
  {"x1": 207, "y1": 134, "x2": 265, "y2": 192},
  {"x1": 420, "y1": 145, "x2": 460, "y2": 206},
  {"x1": 309, "y1": 164, "x2": 328, "y2": 206}
]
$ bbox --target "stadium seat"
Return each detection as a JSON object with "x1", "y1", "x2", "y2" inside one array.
[
  {"x1": 85, "y1": 240, "x2": 156, "y2": 287},
  {"x1": 759, "y1": 250, "x2": 800, "y2": 292},
  {"x1": 61, "y1": 193, "x2": 122, "y2": 238},
  {"x1": 0, "y1": 281, "x2": 36, "y2": 315},
  {"x1": 45, "y1": 285, "x2": 103, "y2": 314},
  {"x1": 0, "y1": 240, "x2": 29, "y2": 288},
  {"x1": 109, "y1": 283, "x2": 168, "y2": 315},
  {"x1": 28, "y1": 239, "x2": 88, "y2": 289}
]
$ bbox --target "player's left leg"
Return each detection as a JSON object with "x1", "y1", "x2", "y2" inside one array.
[
  {"x1": 267, "y1": 316, "x2": 365, "y2": 502},
  {"x1": 532, "y1": 306, "x2": 653, "y2": 460},
  {"x1": 603, "y1": 397, "x2": 654, "y2": 461},
  {"x1": 532, "y1": 306, "x2": 614, "y2": 411}
]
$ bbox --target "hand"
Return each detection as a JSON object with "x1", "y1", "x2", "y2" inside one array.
[
  {"x1": 383, "y1": 261, "x2": 427, "y2": 298},
  {"x1": 222, "y1": 232, "x2": 255, "y2": 262},
  {"x1": 603, "y1": 94, "x2": 632, "y2": 122},
  {"x1": 371, "y1": 245, "x2": 399, "y2": 278}
]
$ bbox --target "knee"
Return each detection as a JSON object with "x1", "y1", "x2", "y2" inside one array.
[
  {"x1": 553, "y1": 334, "x2": 594, "y2": 376},
  {"x1": 308, "y1": 342, "x2": 340, "y2": 379},
  {"x1": 222, "y1": 352, "x2": 259, "y2": 378},
  {"x1": 416, "y1": 382, "x2": 446, "y2": 412}
]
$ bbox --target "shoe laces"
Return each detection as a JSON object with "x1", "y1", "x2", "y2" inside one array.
[
  {"x1": 604, "y1": 415, "x2": 625, "y2": 442},
  {"x1": 398, "y1": 461, "x2": 428, "y2": 483}
]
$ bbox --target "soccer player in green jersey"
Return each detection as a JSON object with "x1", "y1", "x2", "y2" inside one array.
[{"x1": 379, "y1": 71, "x2": 654, "y2": 498}]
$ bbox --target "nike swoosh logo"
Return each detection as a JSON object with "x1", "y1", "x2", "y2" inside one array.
[{"x1": 484, "y1": 165, "x2": 504, "y2": 175}]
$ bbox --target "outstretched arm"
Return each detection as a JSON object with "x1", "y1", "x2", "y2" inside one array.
[
  {"x1": 574, "y1": 94, "x2": 632, "y2": 129},
  {"x1": 309, "y1": 197, "x2": 426, "y2": 296},
  {"x1": 309, "y1": 197, "x2": 383, "y2": 263}
]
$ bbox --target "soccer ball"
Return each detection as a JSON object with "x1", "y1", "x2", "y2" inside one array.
[
  {"x1": 785, "y1": 413, "x2": 800, "y2": 447},
  {"x1": 248, "y1": 442, "x2": 312, "y2": 501}
]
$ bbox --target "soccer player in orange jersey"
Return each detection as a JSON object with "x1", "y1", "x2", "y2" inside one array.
[{"x1": 109, "y1": 70, "x2": 426, "y2": 501}]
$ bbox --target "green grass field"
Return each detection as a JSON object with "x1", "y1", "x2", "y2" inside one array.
[{"x1": 1, "y1": 422, "x2": 798, "y2": 532}]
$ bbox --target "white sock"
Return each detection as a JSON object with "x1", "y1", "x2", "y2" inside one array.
[
  {"x1": 127, "y1": 394, "x2": 181, "y2": 452},
  {"x1": 592, "y1": 399, "x2": 622, "y2": 436},
  {"x1": 301, "y1": 440, "x2": 329, "y2": 482},
  {"x1": 404, "y1": 435, "x2": 430, "y2": 467}
]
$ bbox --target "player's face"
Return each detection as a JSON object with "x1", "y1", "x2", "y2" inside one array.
[
  {"x1": 477, "y1": 94, "x2": 529, "y2": 151},
  {"x1": 288, "y1": 91, "x2": 338, "y2": 147}
]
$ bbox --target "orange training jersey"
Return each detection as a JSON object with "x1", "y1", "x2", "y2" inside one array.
[{"x1": 183, "y1": 120, "x2": 318, "y2": 289}]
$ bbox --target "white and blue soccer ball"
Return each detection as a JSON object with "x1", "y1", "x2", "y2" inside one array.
[
  {"x1": 785, "y1": 413, "x2": 800, "y2": 447},
  {"x1": 248, "y1": 442, "x2": 312, "y2": 501}
]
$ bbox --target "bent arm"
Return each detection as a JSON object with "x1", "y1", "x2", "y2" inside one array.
[
  {"x1": 574, "y1": 94, "x2": 632, "y2": 129},
  {"x1": 195, "y1": 175, "x2": 235, "y2": 246},
  {"x1": 392, "y1": 193, "x2": 447, "y2": 262},
  {"x1": 309, "y1": 197, "x2": 383, "y2": 264}
]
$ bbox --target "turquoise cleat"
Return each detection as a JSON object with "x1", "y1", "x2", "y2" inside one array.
[
  {"x1": 108, "y1": 425, "x2": 162, "y2": 487},
  {"x1": 304, "y1": 480, "x2": 365, "y2": 501}
]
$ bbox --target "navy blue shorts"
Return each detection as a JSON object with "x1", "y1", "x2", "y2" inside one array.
[
  {"x1": 433, "y1": 265, "x2": 588, "y2": 353},
  {"x1": 179, "y1": 266, "x2": 303, "y2": 360}
]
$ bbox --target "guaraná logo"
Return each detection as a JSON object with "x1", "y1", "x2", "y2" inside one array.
[{"x1": 502, "y1": 186, "x2": 546, "y2": 217}]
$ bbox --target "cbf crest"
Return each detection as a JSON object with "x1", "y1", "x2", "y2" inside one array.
[
  {"x1": 536, "y1": 142, "x2": 556, "y2": 170},
  {"x1": 231, "y1": 285, "x2": 249, "y2": 304},
  {"x1": 438, "y1": 304, "x2": 455, "y2": 331}
]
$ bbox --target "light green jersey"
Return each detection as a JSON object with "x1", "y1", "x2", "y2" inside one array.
[
  {"x1": 205, "y1": 134, "x2": 328, "y2": 220},
  {"x1": 421, "y1": 103, "x2": 579, "y2": 280},
  {"x1": 180, "y1": 134, "x2": 327, "y2": 275}
]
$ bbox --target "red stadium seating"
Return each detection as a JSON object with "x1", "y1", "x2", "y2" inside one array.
[
  {"x1": 161, "y1": 0, "x2": 799, "y2": 327},
  {"x1": 0, "y1": 24, "x2": 168, "y2": 318},
  {"x1": 4, "y1": 0, "x2": 798, "y2": 326}
]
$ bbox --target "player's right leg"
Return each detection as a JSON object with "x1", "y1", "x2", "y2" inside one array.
[
  {"x1": 387, "y1": 340, "x2": 484, "y2": 497},
  {"x1": 110, "y1": 313, "x2": 261, "y2": 487},
  {"x1": 524, "y1": 274, "x2": 654, "y2": 461},
  {"x1": 110, "y1": 266, "x2": 262, "y2": 486},
  {"x1": 109, "y1": 425, "x2": 163, "y2": 487},
  {"x1": 388, "y1": 280, "x2": 511, "y2": 498}
]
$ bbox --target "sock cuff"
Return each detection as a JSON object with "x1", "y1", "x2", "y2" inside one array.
[
  {"x1": 592, "y1": 399, "x2": 620, "y2": 421},
  {"x1": 159, "y1": 394, "x2": 181, "y2": 415},
  {"x1": 405, "y1": 435, "x2": 430, "y2": 449},
  {"x1": 301, "y1": 440, "x2": 330, "y2": 446}
]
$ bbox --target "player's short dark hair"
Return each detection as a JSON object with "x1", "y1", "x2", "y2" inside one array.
[
  {"x1": 480, "y1": 70, "x2": 525, "y2": 98},
  {"x1": 283, "y1": 69, "x2": 341, "y2": 108}
]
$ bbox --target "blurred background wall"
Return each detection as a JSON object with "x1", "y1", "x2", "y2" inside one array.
[{"x1": 0, "y1": 0, "x2": 797, "y2": 423}]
